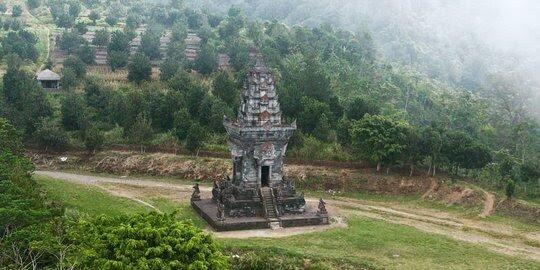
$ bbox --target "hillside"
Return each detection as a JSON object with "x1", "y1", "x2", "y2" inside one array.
[{"x1": 0, "y1": 0, "x2": 539, "y2": 269}]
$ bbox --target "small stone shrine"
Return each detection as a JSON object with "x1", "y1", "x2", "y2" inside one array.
[{"x1": 192, "y1": 55, "x2": 329, "y2": 231}]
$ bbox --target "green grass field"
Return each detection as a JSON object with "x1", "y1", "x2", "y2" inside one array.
[
  {"x1": 37, "y1": 175, "x2": 153, "y2": 216},
  {"x1": 35, "y1": 175, "x2": 540, "y2": 269},
  {"x1": 223, "y1": 218, "x2": 540, "y2": 270}
]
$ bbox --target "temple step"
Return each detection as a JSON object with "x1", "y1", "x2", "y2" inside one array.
[{"x1": 261, "y1": 187, "x2": 279, "y2": 220}]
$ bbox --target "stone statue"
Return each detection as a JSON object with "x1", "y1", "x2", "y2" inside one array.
[
  {"x1": 217, "y1": 202, "x2": 226, "y2": 221},
  {"x1": 318, "y1": 198, "x2": 327, "y2": 215},
  {"x1": 191, "y1": 183, "x2": 201, "y2": 201}
]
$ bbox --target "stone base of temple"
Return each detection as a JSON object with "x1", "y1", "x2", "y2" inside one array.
[{"x1": 192, "y1": 199, "x2": 329, "y2": 232}]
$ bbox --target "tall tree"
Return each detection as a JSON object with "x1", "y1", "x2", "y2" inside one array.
[
  {"x1": 83, "y1": 125, "x2": 104, "y2": 154},
  {"x1": 77, "y1": 43, "x2": 95, "y2": 65},
  {"x1": 89, "y1": 10, "x2": 100, "y2": 24},
  {"x1": 402, "y1": 128, "x2": 428, "y2": 176},
  {"x1": 58, "y1": 30, "x2": 82, "y2": 53},
  {"x1": 139, "y1": 30, "x2": 161, "y2": 60},
  {"x1": 2, "y1": 55, "x2": 52, "y2": 135},
  {"x1": 92, "y1": 29, "x2": 110, "y2": 47},
  {"x1": 173, "y1": 108, "x2": 191, "y2": 141},
  {"x1": 212, "y1": 70, "x2": 238, "y2": 108},
  {"x1": 68, "y1": 0, "x2": 81, "y2": 17},
  {"x1": 422, "y1": 124, "x2": 444, "y2": 176},
  {"x1": 2, "y1": 30, "x2": 39, "y2": 62},
  {"x1": 107, "y1": 31, "x2": 130, "y2": 71},
  {"x1": 185, "y1": 122, "x2": 206, "y2": 153},
  {"x1": 0, "y1": 1, "x2": 7, "y2": 13},
  {"x1": 61, "y1": 93, "x2": 88, "y2": 131},
  {"x1": 351, "y1": 114, "x2": 409, "y2": 172},
  {"x1": 194, "y1": 43, "x2": 218, "y2": 75},
  {"x1": 11, "y1": 5, "x2": 22, "y2": 17},
  {"x1": 35, "y1": 118, "x2": 69, "y2": 150},
  {"x1": 105, "y1": 12, "x2": 118, "y2": 26},
  {"x1": 127, "y1": 53, "x2": 152, "y2": 84},
  {"x1": 63, "y1": 56, "x2": 86, "y2": 79},
  {"x1": 26, "y1": 0, "x2": 40, "y2": 9},
  {"x1": 129, "y1": 114, "x2": 153, "y2": 153},
  {"x1": 60, "y1": 68, "x2": 78, "y2": 91},
  {"x1": 298, "y1": 96, "x2": 332, "y2": 135}
]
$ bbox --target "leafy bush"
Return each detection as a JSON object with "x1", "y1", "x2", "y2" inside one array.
[
  {"x1": 151, "y1": 131, "x2": 180, "y2": 150},
  {"x1": 35, "y1": 118, "x2": 69, "y2": 151},
  {"x1": 67, "y1": 212, "x2": 229, "y2": 269},
  {"x1": 103, "y1": 125, "x2": 125, "y2": 145},
  {"x1": 289, "y1": 136, "x2": 353, "y2": 162}
]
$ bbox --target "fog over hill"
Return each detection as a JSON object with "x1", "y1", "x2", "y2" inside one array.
[{"x1": 189, "y1": 0, "x2": 540, "y2": 118}]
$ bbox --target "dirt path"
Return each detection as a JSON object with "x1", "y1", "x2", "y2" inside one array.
[
  {"x1": 35, "y1": 171, "x2": 540, "y2": 261},
  {"x1": 95, "y1": 184, "x2": 161, "y2": 213},
  {"x1": 479, "y1": 189, "x2": 495, "y2": 218}
]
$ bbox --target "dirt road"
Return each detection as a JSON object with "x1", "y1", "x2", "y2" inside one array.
[{"x1": 35, "y1": 171, "x2": 540, "y2": 261}]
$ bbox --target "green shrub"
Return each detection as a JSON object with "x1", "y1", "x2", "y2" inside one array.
[
  {"x1": 151, "y1": 131, "x2": 180, "y2": 150},
  {"x1": 67, "y1": 212, "x2": 229, "y2": 269},
  {"x1": 506, "y1": 180, "x2": 516, "y2": 199},
  {"x1": 290, "y1": 136, "x2": 353, "y2": 162},
  {"x1": 103, "y1": 125, "x2": 125, "y2": 145}
]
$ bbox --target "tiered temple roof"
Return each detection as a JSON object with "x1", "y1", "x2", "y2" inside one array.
[{"x1": 236, "y1": 56, "x2": 283, "y2": 127}]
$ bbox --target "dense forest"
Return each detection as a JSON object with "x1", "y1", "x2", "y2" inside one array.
[
  {"x1": 191, "y1": 1, "x2": 540, "y2": 106},
  {"x1": 0, "y1": 0, "x2": 539, "y2": 268}
]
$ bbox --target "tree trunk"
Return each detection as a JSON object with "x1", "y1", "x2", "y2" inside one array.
[
  {"x1": 386, "y1": 165, "x2": 390, "y2": 174},
  {"x1": 405, "y1": 86, "x2": 410, "y2": 112},
  {"x1": 410, "y1": 164, "x2": 414, "y2": 177},
  {"x1": 432, "y1": 165, "x2": 437, "y2": 176},
  {"x1": 428, "y1": 157, "x2": 433, "y2": 174},
  {"x1": 376, "y1": 162, "x2": 381, "y2": 172}
]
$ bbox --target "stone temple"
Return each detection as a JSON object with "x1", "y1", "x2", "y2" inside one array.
[{"x1": 191, "y1": 56, "x2": 329, "y2": 231}]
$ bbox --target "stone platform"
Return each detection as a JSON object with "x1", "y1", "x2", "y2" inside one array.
[{"x1": 192, "y1": 199, "x2": 329, "y2": 232}]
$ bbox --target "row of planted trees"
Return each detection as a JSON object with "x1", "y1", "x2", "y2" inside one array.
[
  {"x1": 347, "y1": 114, "x2": 492, "y2": 176},
  {"x1": 346, "y1": 113, "x2": 538, "y2": 198}
]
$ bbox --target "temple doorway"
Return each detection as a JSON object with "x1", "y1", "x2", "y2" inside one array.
[{"x1": 261, "y1": 166, "x2": 270, "y2": 187}]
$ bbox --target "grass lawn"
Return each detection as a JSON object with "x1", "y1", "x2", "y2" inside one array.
[
  {"x1": 223, "y1": 218, "x2": 540, "y2": 270},
  {"x1": 35, "y1": 175, "x2": 205, "y2": 225},
  {"x1": 35, "y1": 175, "x2": 540, "y2": 270},
  {"x1": 36, "y1": 175, "x2": 153, "y2": 216}
]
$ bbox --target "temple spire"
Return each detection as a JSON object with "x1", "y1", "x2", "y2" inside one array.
[
  {"x1": 237, "y1": 54, "x2": 281, "y2": 126},
  {"x1": 253, "y1": 53, "x2": 268, "y2": 72}
]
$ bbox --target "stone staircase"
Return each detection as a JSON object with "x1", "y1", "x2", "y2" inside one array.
[{"x1": 261, "y1": 187, "x2": 279, "y2": 220}]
